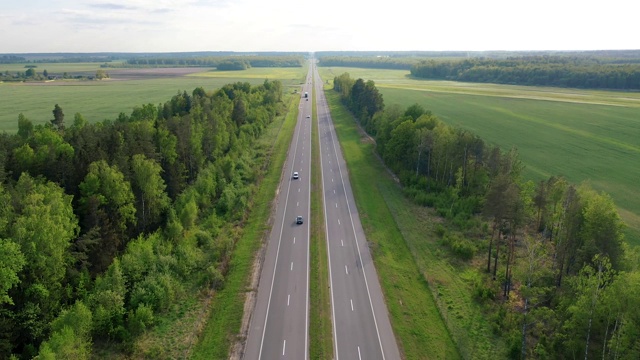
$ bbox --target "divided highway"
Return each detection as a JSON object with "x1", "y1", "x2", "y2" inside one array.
[
  {"x1": 243, "y1": 70, "x2": 313, "y2": 359},
  {"x1": 244, "y1": 61, "x2": 400, "y2": 359},
  {"x1": 313, "y1": 65, "x2": 401, "y2": 359}
]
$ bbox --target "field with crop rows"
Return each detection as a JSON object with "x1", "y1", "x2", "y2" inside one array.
[{"x1": 318, "y1": 67, "x2": 640, "y2": 245}]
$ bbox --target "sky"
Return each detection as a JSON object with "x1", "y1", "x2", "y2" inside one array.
[{"x1": 2, "y1": 0, "x2": 638, "y2": 53}]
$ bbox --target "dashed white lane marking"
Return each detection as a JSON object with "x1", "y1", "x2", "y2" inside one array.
[
  {"x1": 338, "y1": 219, "x2": 340, "y2": 225},
  {"x1": 291, "y1": 262, "x2": 293, "y2": 271},
  {"x1": 345, "y1": 265, "x2": 348, "y2": 275},
  {"x1": 351, "y1": 299, "x2": 354, "y2": 311},
  {"x1": 297, "y1": 202, "x2": 299, "y2": 207},
  {"x1": 358, "y1": 346, "x2": 362, "y2": 360},
  {"x1": 334, "y1": 189, "x2": 336, "y2": 194},
  {"x1": 336, "y1": 203, "x2": 338, "y2": 208},
  {"x1": 288, "y1": 294, "x2": 290, "y2": 306},
  {"x1": 341, "y1": 240, "x2": 344, "y2": 247},
  {"x1": 332, "y1": 178, "x2": 334, "y2": 182},
  {"x1": 283, "y1": 340, "x2": 286, "y2": 356},
  {"x1": 299, "y1": 188, "x2": 300, "y2": 192},
  {"x1": 293, "y1": 237, "x2": 296, "y2": 244}
]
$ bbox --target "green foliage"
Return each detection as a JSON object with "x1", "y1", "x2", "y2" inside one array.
[
  {"x1": 0, "y1": 239, "x2": 25, "y2": 305},
  {"x1": 127, "y1": 304, "x2": 154, "y2": 337},
  {"x1": 410, "y1": 56, "x2": 640, "y2": 90},
  {"x1": 441, "y1": 233, "x2": 477, "y2": 261}
]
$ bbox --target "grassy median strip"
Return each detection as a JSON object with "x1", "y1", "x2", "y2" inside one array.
[
  {"x1": 309, "y1": 84, "x2": 334, "y2": 359},
  {"x1": 190, "y1": 94, "x2": 300, "y2": 359},
  {"x1": 323, "y1": 87, "x2": 461, "y2": 359}
]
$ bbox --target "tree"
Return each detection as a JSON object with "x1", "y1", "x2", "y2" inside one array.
[
  {"x1": 578, "y1": 186, "x2": 625, "y2": 270},
  {"x1": 51, "y1": 104, "x2": 65, "y2": 131},
  {"x1": 17, "y1": 113, "x2": 33, "y2": 140},
  {"x1": 130, "y1": 154, "x2": 170, "y2": 232},
  {"x1": 0, "y1": 239, "x2": 25, "y2": 305},
  {"x1": 79, "y1": 160, "x2": 136, "y2": 273},
  {"x1": 561, "y1": 255, "x2": 614, "y2": 359},
  {"x1": 6, "y1": 173, "x2": 78, "y2": 353}
]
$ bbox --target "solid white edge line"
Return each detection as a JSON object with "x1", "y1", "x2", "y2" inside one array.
[
  {"x1": 257, "y1": 75, "x2": 306, "y2": 360},
  {"x1": 328, "y1": 94, "x2": 387, "y2": 360},
  {"x1": 317, "y1": 69, "x2": 340, "y2": 360}
]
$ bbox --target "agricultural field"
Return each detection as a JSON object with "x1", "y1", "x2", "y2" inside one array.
[
  {"x1": 318, "y1": 67, "x2": 640, "y2": 246},
  {"x1": 0, "y1": 64, "x2": 307, "y2": 132}
]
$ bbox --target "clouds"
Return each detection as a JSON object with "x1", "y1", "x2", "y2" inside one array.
[{"x1": 1, "y1": 0, "x2": 638, "y2": 53}]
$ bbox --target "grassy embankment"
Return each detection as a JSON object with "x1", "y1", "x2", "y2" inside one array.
[
  {"x1": 0, "y1": 65, "x2": 306, "y2": 132},
  {"x1": 322, "y1": 85, "x2": 469, "y2": 359},
  {"x1": 308, "y1": 81, "x2": 334, "y2": 358},
  {"x1": 319, "y1": 67, "x2": 640, "y2": 246},
  {"x1": 189, "y1": 91, "x2": 301, "y2": 359}
]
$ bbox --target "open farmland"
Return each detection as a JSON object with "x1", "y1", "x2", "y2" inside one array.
[
  {"x1": 318, "y1": 67, "x2": 640, "y2": 246},
  {"x1": 0, "y1": 65, "x2": 306, "y2": 132}
]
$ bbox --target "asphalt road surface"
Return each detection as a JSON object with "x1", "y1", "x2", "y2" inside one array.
[
  {"x1": 243, "y1": 69, "x2": 313, "y2": 360},
  {"x1": 244, "y1": 61, "x2": 400, "y2": 359},
  {"x1": 314, "y1": 65, "x2": 401, "y2": 360}
]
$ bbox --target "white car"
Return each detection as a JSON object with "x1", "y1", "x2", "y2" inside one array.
[{"x1": 293, "y1": 172, "x2": 299, "y2": 179}]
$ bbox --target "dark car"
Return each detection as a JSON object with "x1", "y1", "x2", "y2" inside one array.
[{"x1": 296, "y1": 216, "x2": 303, "y2": 224}]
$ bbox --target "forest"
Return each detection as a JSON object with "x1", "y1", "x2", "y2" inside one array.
[
  {"x1": 410, "y1": 57, "x2": 640, "y2": 90},
  {"x1": 0, "y1": 80, "x2": 284, "y2": 358},
  {"x1": 124, "y1": 55, "x2": 304, "y2": 68},
  {"x1": 333, "y1": 72, "x2": 640, "y2": 358}
]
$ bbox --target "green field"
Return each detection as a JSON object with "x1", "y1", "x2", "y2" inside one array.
[
  {"x1": 318, "y1": 67, "x2": 640, "y2": 246},
  {"x1": 0, "y1": 66, "x2": 306, "y2": 132}
]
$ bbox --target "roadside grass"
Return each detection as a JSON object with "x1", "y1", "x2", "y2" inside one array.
[
  {"x1": 190, "y1": 93, "x2": 300, "y2": 359},
  {"x1": 309, "y1": 83, "x2": 334, "y2": 359},
  {"x1": 323, "y1": 87, "x2": 461, "y2": 359},
  {"x1": 0, "y1": 68, "x2": 306, "y2": 132},
  {"x1": 317, "y1": 67, "x2": 640, "y2": 246}
]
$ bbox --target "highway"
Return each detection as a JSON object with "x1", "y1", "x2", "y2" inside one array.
[
  {"x1": 244, "y1": 60, "x2": 400, "y2": 359},
  {"x1": 313, "y1": 65, "x2": 401, "y2": 359},
  {"x1": 243, "y1": 69, "x2": 313, "y2": 359}
]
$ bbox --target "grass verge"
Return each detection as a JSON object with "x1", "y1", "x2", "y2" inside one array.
[
  {"x1": 322, "y1": 86, "x2": 461, "y2": 359},
  {"x1": 308, "y1": 83, "x2": 334, "y2": 359},
  {"x1": 190, "y1": 93, "x2": 300, "y2": 359}
]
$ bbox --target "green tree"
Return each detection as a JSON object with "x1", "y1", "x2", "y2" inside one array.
[
  {"x1": 79, "y1": 160, "x2": 136, "y2": 273},
  {"x1": 130, "y1": 154, "x2": 170, "y2": 232},
  {"x1": 51, "y1": 104, "x2": 65, "y2": 131},
  {"x1": 17, "y1": 113, "x2": 33, "y2": 140},
  {"x1": 7, "y1": 173, "x2": 78, "y2": 352},
  {"x1": 38, "y1": 301, "x2": 92, "y2": 360},
  {"x1": 0, "y1": 239, "x2": 25, "y2": 305}
]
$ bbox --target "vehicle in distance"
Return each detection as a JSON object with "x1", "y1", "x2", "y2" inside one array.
[
  {"x1": 296, "y1": 216, "x2": 303, "y2": 224},
  {"x1": 304, "y1": 92, "x2": 308, "y2": 98},
  {"x1": 293, "y1": 172, "x2": 299, "y2": 179},
  {"x1": 306, "y1": 115, "x2": 311, "y2": 119}
]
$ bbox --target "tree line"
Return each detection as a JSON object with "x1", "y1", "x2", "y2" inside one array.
[
  {"x1": 410, "y1": 56, "x2": 640, "y2": 90},
  {"x1": 0, "y1": 79, "x2": 284, "y2": 358},
  {"x1": 333, "y1": 72, "x2": 639, "y2": 358},
  {"x1": 125, "y1": 55, "x2": 304, "y2": 68},
  {"x1": 318, "y1": 56, "x2": 415, "y2": 70}
]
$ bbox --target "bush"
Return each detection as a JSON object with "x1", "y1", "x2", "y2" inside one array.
[
  {"x1": 127, "y1": 304, "x2": 154, "y2": 336},
  {"x1": 442, "y1": 233, "x2": 477, "y2": 261}
]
